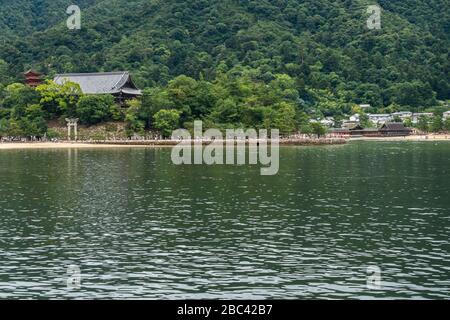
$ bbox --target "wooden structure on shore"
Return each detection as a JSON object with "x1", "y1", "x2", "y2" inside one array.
[
  {"x1": 379, "y1": 123, "x2": 412, "y2": 136},
  {"x1": 330, "y1": 123, "x2": 411, "y2": 138},
  {"x1": 66, "y1": 118, "x2": 79, "y2": 141}
]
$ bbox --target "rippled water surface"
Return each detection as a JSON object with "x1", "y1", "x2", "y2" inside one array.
[{"x1": 0, "y1": 142, "x2": 449, "y2": 299}]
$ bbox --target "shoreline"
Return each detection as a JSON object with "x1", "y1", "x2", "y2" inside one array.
[
  {"x1": 0, "y1": 138, "x2": 346, "y2": 149},
  {"x1": 0, "y1": 142, "x2": 157, "y2": 150},
  {"x1": 0, "y1": 135, "x2": 449, "y2": 149},
  {"x1": 350, "y1": 135, "x2": 450, "y2": 142}
]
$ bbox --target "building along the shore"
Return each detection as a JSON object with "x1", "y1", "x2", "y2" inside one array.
[
  {"x1": 392, "y1": 111, "x2": 413, "y2": 121},
  {"x1": 330, "y1": 123, "x2": 411, "y2": 138},
  {"x1": 54, "y1": 71, "x2": 142, "y2": 104},
  {"x1": 443, "y1": 111, "x2": 450, "y2": 120},
  {"x1": 368, "y1": 114, "x2": 393, "y2": 126},
  {"x1": 379, "y1": 123, "x2": 412, "y2": 136},
  {"x1": 411, "y1": 113, "x2": 434, "y2": 124}
]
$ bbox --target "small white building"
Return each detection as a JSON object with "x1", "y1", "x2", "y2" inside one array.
[
  {"x1": 392, "y1": 111, "x2": 413, "y2": 122},
  {"x1": 359, "y1": 104, "x2": 371, "y2": 110},
  {"x1": 443, "y1": 111, "x2": 450, "y2": 120},
  {"x1": 349, "y1": 113, "x2": 360, "y2": 122},
  {"x1": 310, "y1": 118, "x2": 335, "y2": 127},
  {"x1": 320, "y1": 117, "x2": 335, "y2": 127},
  {"x1": 341, "y1": 120, "x2": 360, "y2": 129},
  {"x1": 411, "y1": 113, "x2": 434, "y2": 124},
  {"x1": 368, "y1": 114, "x2": 393, "y2": 125}
]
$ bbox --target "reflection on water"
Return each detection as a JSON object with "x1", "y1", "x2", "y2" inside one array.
[{"x1": 0, "y1": 142, "x2": 449, "y2": 299}]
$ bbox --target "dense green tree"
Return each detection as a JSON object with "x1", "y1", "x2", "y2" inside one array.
[
  {"x1": 360, "y1": 113, "x2": 374, "y2": 128},
  {"x1": 310, "y1": 122, "x2": 328, "y2": 138},
  {"x1": 141, "y1": 88, "x2": 173, "y2": 127},
  {"x1": 36, "y1": 81, "x2": 82, "y2": 118},
  {"x1": 153, "y1": 109, "x2": 181, "y2": 138},
  {"x1": 209, "y1": 98, "x2": 241, "y2": 125},
  {"x1": 5, "y1": 120, "x2": 24, "y2": 137},
  {"x1": 300, "y1": 123, "x2": 314, "y2": 137},
  {"x1": 1, "y1": 83, "x2": 38, "y2": 111},
  {"x1": 76, "y1": 95, "x2": 115, "y2": 125},
  {"x1": 20, "y1": 117, "x2": 48, "y2": 138},
  {"x1": 444, "y1": 118, "x2": 450, "y2": 132},
  {"x1": 265, "y1": 102, "x2": 297, "y2": 136},
  {"x1": 0, "y1": 59, "x2": 10, "y2": 85},
  {"x1": 404, "y1": 118, "x2": 413, "y2": 128},
  {"x1": 125, "y1": 99, "x2": 145, "y2": 137},
  {"x1": 0, "y1": 118, "x2": 9, "y2": 137},
  {"x1": 417, "y1": 116, "x2": 430, "y2": 132},
  {"x1": 388, "y1": 81, "x2": 437, "y2": 109},
  {"x1": 430, "y1": 116, "x2": 443, "y2": 133},
  {"x1": 393, "y1": 116, "x2": 403, "y2": 123}
]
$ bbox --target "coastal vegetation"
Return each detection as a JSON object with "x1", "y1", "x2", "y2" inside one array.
[{"x1": 0, "y1": 0, "x2": 449, "y2": 139}]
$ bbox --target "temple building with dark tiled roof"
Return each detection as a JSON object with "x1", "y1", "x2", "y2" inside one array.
[
  {"x1": 379, "y1": 123, "x2": 412, "y2": 136},
  {"x1": 330, "y1": 123, "x2": 412, "y2": 138},
  {"x1": 54, "y1": 71, "x2": 141, "y2": 104}
]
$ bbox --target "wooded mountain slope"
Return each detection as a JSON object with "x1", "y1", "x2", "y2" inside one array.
[{"x1": 0, "y1": 0, "x2": 449, "y2": 110}]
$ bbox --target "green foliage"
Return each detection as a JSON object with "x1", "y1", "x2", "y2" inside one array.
[
  {"x1": 0, "y1": 0, "x2": 447, "y2": 112},
  {"x1": 0, "y1": 59, "x2": 11, "y2": 85},
  {"x1": 125, "y1": 99, "x2": 145, "y2": 137},
  {"x1": 444, "y1": 118, "x2": 450, "y2": 132},
  {"x1": 36, "y1": 80, "x2": 82, "y2": 118},
  {"x1": 76, "y1": 94, "x2": 115, "y2": 125},
  {"x1": 265, "y1": 102, "x2": 297, "y2": 136},
  {"x1": 0, "y1": 83, "x2": 47, "y2": 138},
  {"x1": 0, "y1": 118, "x2": 9, "y2": 136},
  {"x1": 300, "y1": 124, "x2": 313, "y2": 136},
  {"x1": 0, "y1": 116, "x2": 47, "y2": 138},
  {"x1": 388, "y1": 81, "x2": 437, "y2": 109},
  {"x1": 153, "y1": 109, "x2": 181, "y2": 138},
  {"x1": 0, "y1": 0, "x2": 449, "y2": 136},
  {"x1": 404, "y1": 118, "x2": 413, "y2": 128},
  {"x1": 141, "y1": 88, "x2": 172, "y2": 127},
  {"x1": 109, "y1": 104, "x2": 125, "y2": 122},
  {"x1": 430, "y1": 116, "x2": 443, "y2": 132},
  {"x1": 310, "y1": 122, "x2": 328, "y2": 138},
  {"x1": 1, "y1": 83, "x2": 39, "y2": 111},
  {"x1": 360, "y1": 113, "x2": 374, "y2": 129},
  {"x1": 20, "y1": 116, "x2": 48, "y2": 137},
  {"x1": 417, "y1": 116, "x2": 430, "y2": 132},
  {"x1": 46, "y1": 128, "x2": 63, "y2": 140}
]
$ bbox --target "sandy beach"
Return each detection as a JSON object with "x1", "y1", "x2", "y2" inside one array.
[
  {"x1": 0, "y1": 142, "x2": 157, "y2": 150},
  {"x1": 0, "y1": 135, "x2": 449, "y2": 150},
  {"x1": 352, "y1": 135, "x2": 450, "y2": 142}
]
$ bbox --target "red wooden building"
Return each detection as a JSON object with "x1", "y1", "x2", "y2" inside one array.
[{"x1": 24, "y1": 70, "x2": 43, "y2": 88}]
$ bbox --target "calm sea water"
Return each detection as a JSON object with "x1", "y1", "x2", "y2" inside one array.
[{"x1": 0, "y1": 142, "x2": 449, "y2": 299}]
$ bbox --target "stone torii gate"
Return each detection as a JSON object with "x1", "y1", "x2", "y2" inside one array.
[{"x1": 66, "y1": 118, "x2": 79, "y2": 141}]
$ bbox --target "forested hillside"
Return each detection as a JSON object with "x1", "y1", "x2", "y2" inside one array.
[
  {"x1": 0, "y1": 0, "x2": 96, "y2": 40},
  {"x1": 0, "y1": 0, "x2": 449, "y2": 138}
]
